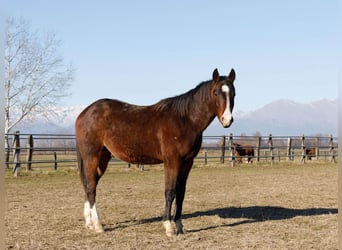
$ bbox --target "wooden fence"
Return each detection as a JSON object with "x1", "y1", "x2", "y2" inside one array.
[
  {"x1": 200, "y1": 134, "x2": 337, "y2": 166},
  {"x1": 4, "y1": 133, "x2": 338, "y2": 175}
]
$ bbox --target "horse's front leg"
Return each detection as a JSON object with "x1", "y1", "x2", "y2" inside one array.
[
  {"x1": 163, "y1": 189, "x2": 176, "y2": 237},
  {"x1": 173, "y1": 160, "x2": 193, "y2": 235},
  {"x1": 162, "y1": 165, "x2": 179, "y2": 237}
]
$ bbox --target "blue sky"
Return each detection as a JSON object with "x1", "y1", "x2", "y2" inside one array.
[{"x1": 5, "y1": 1, "x2": 339, "y2": 111}]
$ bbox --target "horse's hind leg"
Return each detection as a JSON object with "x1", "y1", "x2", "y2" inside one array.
[
  {"x1": 98, "y1": 147, "x2": 111, "y2": 177},
  {"x1": 83, "y1": 147, "x2": 111, "y2": 233},
  {"x1": 83, "y1": 156, "x2": 103, "y2": 232}
]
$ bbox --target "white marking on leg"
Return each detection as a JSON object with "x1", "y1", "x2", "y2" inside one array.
[
  {"x1": 163, "y1": 220, "x2": 175, "y2": 237},
  {"x1": 84, "y1": 201, "x2": 93, "y2": 229},
  {"x1": 90, "y1": 202, "x2": 104, "y2": 233},
  {"x1": 175, "y1": 219, "x2": 184, "y2": 235}
]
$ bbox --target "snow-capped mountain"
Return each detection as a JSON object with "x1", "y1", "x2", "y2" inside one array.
[
  {"x1": 205, "y1": 99, "x2": 338, "y2": 136},
  {"x1": 14, "y1": 105, "x2": 85, "y2": 134}
]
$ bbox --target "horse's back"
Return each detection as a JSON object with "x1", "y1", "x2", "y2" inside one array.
[
  {"x1": 76, "y1": 98, "x2": 146, "y2": 132},
  {"x1": 75, "y1": 98, "x2": 165, "y2": 164},
  {"x1": 77, "y1": 98, "x2": 135, "y2": 120},
  {"x1": 75, "y1": 98, "x2": 134, "y2": 149}
]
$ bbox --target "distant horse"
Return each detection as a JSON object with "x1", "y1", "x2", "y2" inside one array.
[
  {"x1": 233, "y1": 143, "x2": 254, "y2": 163},
  {"x1": 75, "y1": 68, "x2": 236, "y2": 236},
  {"x1": 306, "y1": 148, "x2": 316, "y2": 160}
]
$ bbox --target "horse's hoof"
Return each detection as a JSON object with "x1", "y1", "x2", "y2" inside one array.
[
  {"x1": 165, "y1": 228, "x2": 176, "y2": 237},
  {"x1": 94, "y1": 223, "x2": 105, "y2": 233},
  {"x1": 175, "y1": 219, "x2": 185, "y2": 235},
  {"x1": 95, "y1": 227, "x2": 104, "y2": 233},
  {"x1": 85, "y1": 223, "x2": 94, "y2": 230},
  {"x1": 163, "y1": 220, "x2": 175, "y2": 237}
]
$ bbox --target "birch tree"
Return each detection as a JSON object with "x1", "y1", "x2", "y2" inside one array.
[
  {"x1": 5, "y1": 17, "x2": 74, "y2": 132},
  {"x1": 5, "y1": 17, "x2": 74, "y2": 168}
]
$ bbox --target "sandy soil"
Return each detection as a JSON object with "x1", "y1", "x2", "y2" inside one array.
[{"x1": 5, "y1": 162, "x2": 338, "y2": 249}]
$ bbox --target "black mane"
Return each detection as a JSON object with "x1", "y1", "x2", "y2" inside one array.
[{"x1": 152, "y1": 80, "x2": 212, "y2": 117}]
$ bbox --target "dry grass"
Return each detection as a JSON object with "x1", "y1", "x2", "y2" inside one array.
[{"x1": 5, "y1": 161, "x2": 337, "y2": 249}]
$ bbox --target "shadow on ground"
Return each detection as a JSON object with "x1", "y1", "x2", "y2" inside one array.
[{"x1": 104, "y1": 206, "x2": 337, "y2": 232}]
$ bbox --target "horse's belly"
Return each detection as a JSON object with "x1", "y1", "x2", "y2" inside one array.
[
  {"x1": 107, "y1": 142, "x2": 163, "y2": 165},
  {"x1": 114, "y1": 153, "x2": 163, "y2": 165}
]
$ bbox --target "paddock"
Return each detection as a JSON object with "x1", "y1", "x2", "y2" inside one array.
[{"x1": 5, "y1": 161, "x2": 337, "y2": 249}]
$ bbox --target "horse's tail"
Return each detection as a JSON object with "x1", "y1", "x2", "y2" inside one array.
[{"x1": 76, "y1": 142, "x2": 88, "y2": 193}]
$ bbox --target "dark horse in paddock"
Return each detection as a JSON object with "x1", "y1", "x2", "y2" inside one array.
[
  {"x1": 306, "y1": 148, "x2": 316, "y2": 160},
  {"x1": 75, "y1": 68, "x2": 236, "y2": 236},
  {"x1": 233, "y1": 143, "x2": 254, "y2": 163}
]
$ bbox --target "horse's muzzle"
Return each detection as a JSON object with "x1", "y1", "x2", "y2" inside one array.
[{"x1": 220, "y1": 116, "x2": 234, "y2": 128}]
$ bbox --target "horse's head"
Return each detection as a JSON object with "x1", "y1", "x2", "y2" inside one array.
[{"x1": 210, "y1": 68, "x2": 236, "y2": 128}]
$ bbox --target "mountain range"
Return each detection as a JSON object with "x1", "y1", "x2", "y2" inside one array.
[
  {"x1": 205, "y1": 98, "x2": 337, "y2": 136},
  {"x1": 14, "y1": 99, "x2": 338, "y2": 136}
]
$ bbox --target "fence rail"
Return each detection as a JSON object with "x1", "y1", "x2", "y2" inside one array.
[{"x1": 4, "y1": 133, "x2": 338, "y2": 175}]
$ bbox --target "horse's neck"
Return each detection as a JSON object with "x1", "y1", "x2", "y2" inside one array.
[{"x1": 188, "y1": 93, "x2": 216, "y2": 133}]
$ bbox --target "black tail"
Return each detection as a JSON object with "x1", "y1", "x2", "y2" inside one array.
[{"x1": 76, "y1": 142, "x2": 88, "y2": 193}]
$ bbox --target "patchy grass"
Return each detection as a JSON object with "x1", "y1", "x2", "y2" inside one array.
[{"x1": 5, "y1": 162, "x2": 337, "y2": 249}]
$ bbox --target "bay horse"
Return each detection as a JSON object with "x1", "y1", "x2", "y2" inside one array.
[
  {"x1": 75, "y1": 68, "x2": 236, "y2": 236},
  {"x1": 305, "y1": 148, "x2": 316, "y2": 160},
  {"x1": 233, "y1": 143, "x2": 254, "y2": 163}
]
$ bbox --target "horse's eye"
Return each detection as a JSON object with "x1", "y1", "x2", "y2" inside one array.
[{"x1": 214, "y1": 90, "x2": 219, "y2": 96}]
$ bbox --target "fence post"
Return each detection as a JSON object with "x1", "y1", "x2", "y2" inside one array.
[
  {"x1": 264, "y1": 150, "x2": 267, "y2": 162},
  {"x1": 287, "y1": 137, "x2": 292, "y2": 161},
  {"x1": 228, "y1": 133, "x2": 235, "y2": 167},
  {"x1": 315, "y1": 137, "x2": 320, "y2": 160},
  {"x1": 277, "y1": 149, "x2": 280, "y2": 162},
  {"x1": 5, "y1": 134, "x2": 10, "y2": 169},
  {"x1": 220, "y1": 136, "x2": 226, "y2": 164},
  {"x1": 301, "y1": 135, "x2": 306, "y2": 164},
  {"x1": 54, "y1": 152, "x2": 58, "y2": 170},
  {"x1": 268, "y1": 134, "x2": 274, "y2": 165},
  {"x1": 329, "y1": 135, "x2": 336, "y2": 163},
  {"x1": 256, "y1": 136, "x2": 261, "y2": 162},
  {"x1": 12, "y1": 131, "x2": 21, "y2": 177},
  {"x1": 26, "y1": 135, "x2": 34, "y2": 171},
  {"x1": 204, "y1": 151, "x2": 208, "y2": 165}
]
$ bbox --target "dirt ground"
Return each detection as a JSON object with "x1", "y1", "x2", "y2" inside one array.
[{"x1": 5, "y1": 162, "x2": 338, "y2": 249}]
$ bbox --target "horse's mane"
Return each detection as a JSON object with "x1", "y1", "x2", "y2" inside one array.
[{"x1": 152, "y1": 80, "x2": 212, "y2": 117}]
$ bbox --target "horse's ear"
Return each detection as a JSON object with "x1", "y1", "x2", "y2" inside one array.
[
  {"x1": 212, "y1": 68, "x2": 220, "y2": 83},
  {"x1": 227, "y1": 68, "x2": 236, "y2": 82}
]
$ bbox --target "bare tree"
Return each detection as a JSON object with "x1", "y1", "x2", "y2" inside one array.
[{"x1": 5, "y1": 17, "x2": 74, "y2": 168}]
